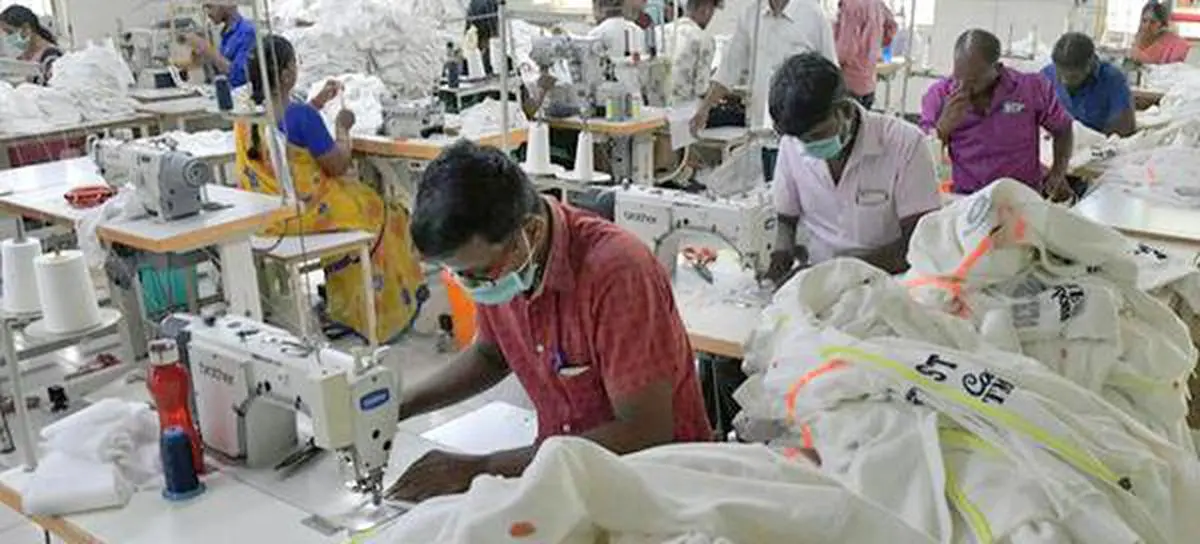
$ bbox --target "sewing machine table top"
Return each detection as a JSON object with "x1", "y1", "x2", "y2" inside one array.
[
  {"x1": 673, "y1": 248, "x2": 767, "y2": 359},
  {"x1": 353, "y1": 127, "x2": 529, "y2": 160},
  {"x1": 0, "y1": 157, "x2": 292, "y2": 253},
  {"x1": 133, "y1": 96, "x2": 218, "y2": 117},
  {"x1": 129, "y1": 87, "x2": 203, "y2": 103},
  {"x1": 0, "y1": 114, "x2": 158, "y2": 145},
  {"x1": 546, "y1": 111, "x2": 667, "y2": 136},
  {"x1": 0, "y1": 396, "x2": 536, "y2": 544},
  {"x1": 252, "y1": 230, "x2": 375, "y2": 261},
  {"x1": 1074, "y1": 182, "x2": 1200, "y2": 247}
]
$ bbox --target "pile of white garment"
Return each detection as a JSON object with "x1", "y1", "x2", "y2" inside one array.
[
  {"x1": 278, "y1": 0, "x2": 453, "y2": 100},
  {"x1": 734, "y1": 180, "x2": 1200, "y2": 543},
  {"x1": 21, "y1": 399, "x2": 162, "y2": 516},
  {"x1": 367, "y1": 438, "x2": 935, "y2": 544},
  {"x1": 151, "y1": 130, "x2": 236, "y2": 157},
  {"x1": 304, "y1": 73, "x2": 390, "y2": 137},
  {"x1": 0, "y1": 81, "x2": 82, "y2": 133},
  {"x1": 48, "y1": 39, "x2": 138, "y2": 121},
  {"x1": 457, "y1": 98, "x2": 529, "y2": 140}
]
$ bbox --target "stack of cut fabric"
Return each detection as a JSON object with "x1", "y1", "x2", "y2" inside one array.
[
  {"x1": 21, "y1": 398, "x2": 162, "y2": 516},
  {"x1": 48, "y1": 39, "x2": 138, "y2": 121},
  {"x1": 734, "y1": 179, "x2": 1200, "y2": 543}
]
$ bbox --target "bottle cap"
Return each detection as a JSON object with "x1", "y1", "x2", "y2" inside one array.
[{"x1": 148, "y1": 338, "x2": 180, "y2": 366}]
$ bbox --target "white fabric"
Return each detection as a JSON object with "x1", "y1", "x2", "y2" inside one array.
[
  {"x1": 368, "y1": 438, "x2": 935, "y2": 544},
  {"x1": 773, "y1": 109, "x2": 941, "y2": 263},
  {"x1": 305, "y1": 73, "x2": 390, "y2": 137},
  {"x1": 737, "y1": 258, "x2": 1200, "y2": 543},
  {"x1": 22, "y1": 399, "x2": 162, "y2": 516},
  {"x1": 150, "y1": 130, "x2": 235, "y2": 158},
  {"x1": 0, "y1": 40, "x2": 135, "y2": 134},
  {"x1": 713, "y1": 0, "x2": 838, "y2": 131}
]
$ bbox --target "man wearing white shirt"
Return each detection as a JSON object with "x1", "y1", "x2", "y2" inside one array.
[
  {"x1": 765, "y1": 53, "x2": 940, "y2": 282},
  {"x1": 689, "y1": 0, "x2": 837, "y2": 181},
  {"x1": 665, "y1": 0, "x2": 721, "y2": 105}
]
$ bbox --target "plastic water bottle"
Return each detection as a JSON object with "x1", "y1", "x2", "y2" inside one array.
[{"x1": 147, "y1": 339, "x2": 204, "y2": 475}]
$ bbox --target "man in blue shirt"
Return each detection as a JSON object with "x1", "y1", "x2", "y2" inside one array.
[
  {"x1": 187, "y1": 3, "x2": 255, "y2": 88},
  {"x1": 1041, "y1": 32, "x2": 1136, "y2": 137}
]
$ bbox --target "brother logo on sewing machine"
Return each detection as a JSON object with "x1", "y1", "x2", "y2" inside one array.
[
  {"x1": 197, "y1": 363, "x2": 235, "y2": 386},
  {"x1": 622, "y1": 211, "x2": 659, "y2": 225},
  {"x1": 359, "y1": 389, "x2": 391, "y2": 411}
]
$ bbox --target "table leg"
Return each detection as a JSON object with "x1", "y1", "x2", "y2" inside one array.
[
  {"x1": 218, "y1": 238, "x2": 263, "y2": 320},
  {"x1": 287, "y1": 262, "x2": 309, "y2": 340},
  {"x1": 175, "y1": 117, "x2": 186, "y2": 132},
  {"x1": 2, "y1": 319, "x2": 37, "y2": 470},
  {"x1": 105, "y1": 264, "x2": 148, "y2": 362},
  {"x1": 359, "y1": 244, "x2": 378, "y2": 346},
  {"x1": 633, "y1": 133, "x2": 655, "y2": 185}
]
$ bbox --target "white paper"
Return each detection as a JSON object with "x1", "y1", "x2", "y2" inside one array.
[{"x1": 668, "y1": 101, "x2": 700, "y2": 150}]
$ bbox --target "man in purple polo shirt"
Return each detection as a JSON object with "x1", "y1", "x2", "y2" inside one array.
[{"x1": 921, "y1": 29, "x2": 1075, "y2": 201}]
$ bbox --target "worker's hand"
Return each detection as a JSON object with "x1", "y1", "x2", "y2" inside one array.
[
  {"x1": 336, "y1": 109, "x2": 356, "y2": 131},
  {"x1": 184, "y1": 33, "x2": 212, "y2": 58},
  {"x1": 1044, "y1": 171, "x2": 1074, "y2": 203},
  {"x1": 935, "y1": 90, "x2": 969, "y2": 141},
  {"x1": 385, "y1": 450, "x2": 487, "y2": 503},
  {"x1": 311, "y1": 79, "x2": 343, "y2": 110},
  {"x1": 689, "y1": 104, "x2": 710, "y2": 137},
  {"x1": 763, "y1": 248, "x2": 803, "y2": 288}
]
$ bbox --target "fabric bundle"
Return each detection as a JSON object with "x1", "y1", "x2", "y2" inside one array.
[
  {"x1": 22, "y1": 398, "x2": 162, "y2": 516},
  {"x1": 368, "y1": 438, "x2": 933, "y2": 544},
  {"x1": 304, "y1": 73, "x2": 390, "y2": 137},
  {"x1": 48, "y1": 39, "x2": 138, "y2": 121}
]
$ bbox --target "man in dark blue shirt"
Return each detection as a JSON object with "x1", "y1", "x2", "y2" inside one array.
[
  {"x1": 1041, "y1": 32, "x2": 1136, "y2": 137},
  {"x1": 187, "y1": 3, "x2": 256, "y2": 88}
]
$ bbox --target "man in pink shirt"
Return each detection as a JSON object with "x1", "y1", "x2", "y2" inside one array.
[
  {"x1": 834, "y1": 0, "x2": 897, "y2": 109},
  {"x1": 920, "y1": 29, "x2": 1075, "y2": 200},
  {"x1": 765, "y1": 52, "x2": 940, "y2": 283},
  {"x1": 1132, "y1": 2, "x2": 1191, "y2": 65}
]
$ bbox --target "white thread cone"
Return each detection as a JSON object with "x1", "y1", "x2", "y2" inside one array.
[
  {"x1": 521, "y1": 123, "x2": 558, "y2": 176},
  {"x1": 1, "y1": 237, "x2": 42, "y2": 315},
  {"x1": 557, "y1": 131, "x2": 611, "y2": 183},
  {"x1": 465, "y1": 49, "x2": 486, "y2": 79}
]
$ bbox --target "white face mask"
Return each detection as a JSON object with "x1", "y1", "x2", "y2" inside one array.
[{"x1": 3, "y1": 31, "x2": 28, "y2": 56}]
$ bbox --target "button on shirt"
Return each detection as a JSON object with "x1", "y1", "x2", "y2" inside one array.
[
  {"x1": 920, "y1": 66, "x2": 1072, "y2": 194},
  {"x1": 1040, "y1": 62, "x2": 1131, "y2": 134},
  {"x1": 834, "y1": 0, "x2": 897, "y2": 97},
  {"x1": 714, "y1": 0, "x2": 838, "y2": 131},
  {"x1": 774, "y1": 108, "x2": 940, "y2": 263},
  {"x1": 664, "y1": 17, "x2": 716, "y2": 105},
  {"x1": 220, "y1": 15, "x2": 256, "y2": 88},
  {"x1": 477, "y1": 198, "x2": 711, "y2": 443}
]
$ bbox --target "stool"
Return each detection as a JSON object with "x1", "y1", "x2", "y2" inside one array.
[{"x1": 252, "y1": 231, "x2": 378, "y2": 346}]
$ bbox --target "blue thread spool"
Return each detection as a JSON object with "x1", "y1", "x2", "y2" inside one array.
[
  {"x1": 160, "y1": 426, "x2": 205, "y2": 501},
  {"x1": 214, "y1": 76, "x2": 233, "y2": 111}
]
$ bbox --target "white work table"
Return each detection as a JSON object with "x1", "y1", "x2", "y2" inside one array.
[
  {"x1": 0, "y1": 114, "x2": 159, "y2": 169},
  {"x1": 1074, "y1": 182, "x2": 1200, "y2": 247},
  {"x1": 672, "y1": 248, "x2": 767, "y2": 360},
  {"x1": 134, "y1": 96, "x2": 223, "y2": 132},
  {"x1": 0, "y1": 398, "x2": 537, "y2": 544}
]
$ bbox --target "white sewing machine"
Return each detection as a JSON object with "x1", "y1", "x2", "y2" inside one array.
[
  {"x1": 614, "y1": 184, "x2": 776, "y2": 277},
  {"x1": 529, "y1": 35, "x2": 611, "y2": 117},
  {"x1": 380, "y1": 95, "x2": 445, "y2": 138},
  {"x1": 118, "y1": 13, "x2": 206, "y2": 88},
  {"x1": 162, "y1": 313, "x2": 400, "y2": 504},
  {"x1": 89, "y1": 137, "x2": 208, "y2": 220}
]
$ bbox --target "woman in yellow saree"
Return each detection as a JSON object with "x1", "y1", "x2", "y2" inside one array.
[{"x1": 234, "y1": 35, "x2": 425, "y2": 343}]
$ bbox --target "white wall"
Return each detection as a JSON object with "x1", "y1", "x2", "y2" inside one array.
[{"x1": 64, "y1": 0, "x2": 161, "y2": 46}]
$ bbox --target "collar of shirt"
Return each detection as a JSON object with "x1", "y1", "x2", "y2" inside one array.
[
  {"x1": 763, "y1": 0, "x2": 794, "y2": 20},
  {"x1": 221, "y1": 15, "x2": 248, "y2": 41},
  {"x1": 530, "y1": 196, "x2": 575, "y2": 299}
]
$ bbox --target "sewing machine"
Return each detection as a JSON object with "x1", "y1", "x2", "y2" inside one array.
[
  {"x1": 614, "y1": 184, "x2": 776, "y2": 277},
  {"x1": 380, "y1": 95, "x2": 445, "y2": 138},
  {"x1": 89, "y1": 137, "x2": 208, "y2": 220},
  {"x1": 162, "y1": 313, "x2": 400, "y2": 504},
  {"x1": 118, "y1": 15, "x2": 205, "y2": 88},
  {"x1": 529, "y1": 35, "x2": 611, "y2": 117}
]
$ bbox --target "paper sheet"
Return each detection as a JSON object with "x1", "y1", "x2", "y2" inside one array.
[{"x1": 667, "y1": 101, "x2": 700, "y2": 150}]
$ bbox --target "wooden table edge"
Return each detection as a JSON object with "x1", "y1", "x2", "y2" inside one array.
[
  {"x1": 97, "y1": 206, "x2": 295, "y2": 254},
  {"x1": 688, "y1": 333, "x2": 744, "y2": 359},
  {"x1": 0, "y1": 480, "x2": 97, "y2": 544}
]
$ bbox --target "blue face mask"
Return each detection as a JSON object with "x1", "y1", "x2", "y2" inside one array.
[
  {"x1": 463, "y1": 231, "x2": 540, "y2": 306},
  {"x1": 4, "y1": 31, "x2": 27, "y2": 54}
]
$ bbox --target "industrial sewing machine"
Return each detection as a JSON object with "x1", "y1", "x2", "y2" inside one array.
[
  {"x1": 380, "y1": 95, "x2": 445, "y2": 139},
  {"x1": 162, "y1": 313, "x2": 400, "y2": 505},
  {"x1": 118, "y1": 13, "x2": 206, "y2": 88},
  {"x1": 614, "y1": 184, "x2": 776, "y2": 278},
  {"x1": 529, "y1": 35, "x2": 611, "y2": 117},
  {"x1": 89, "y1": 137, "x2": 208, "y2": 220}
]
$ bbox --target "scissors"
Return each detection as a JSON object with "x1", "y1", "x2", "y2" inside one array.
[{"x1": 683, "y1": 246, "x2": 717, "y2": 284}]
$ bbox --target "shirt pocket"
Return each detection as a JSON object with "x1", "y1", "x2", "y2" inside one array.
[
  {"x1": 557, "y1": 358, "x2": 603, "y2": 427},
  {"x1": 848, "y1": 187, "x2": 895, "y2": 246}
]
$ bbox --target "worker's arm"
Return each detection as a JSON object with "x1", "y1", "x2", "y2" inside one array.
[
  {"x1": 397, "y1": 340, "x2": 511, "y2": 421},
  {"x1": 1107, "y1": 107, "x2": 1137, "y2": 138},
  {"x1": 765, "y1": 145, "x2": 809, "y2": 285},
  {"x1": 1047, "y1": 118, "x2": 1074, "y2": 181},
  {"x1": 857, "y1": 214, "x2": 923, "y2": 274},
  {"x1": 1105, "y1": 73, "x2": 1137, "y2": 138},
  {"x1": 692, "y1": 7, "x2": 750, "y2": 130},
  {"x1": 311, "y1": 110, "x2": 356, "y2": 177}
]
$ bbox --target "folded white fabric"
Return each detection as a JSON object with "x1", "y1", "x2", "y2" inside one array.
[
  {"x1": 369, "y1": 438, "x2": 935, "y2": 544},
  {"x1": 23, "y1": 399, "x2": 162, "y2": 516}
]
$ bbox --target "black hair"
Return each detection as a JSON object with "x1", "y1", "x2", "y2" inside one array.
[
  {"x1": 246, "y1": 35, "x2": 295, "y2": 162},
  {"x1": 1143, "y1": 2, "x2": 1170, "y2": 24},
  {"x1": 686, "y1": 0, "x2": 720, "y2": 12},
  {"x1": 410, "y1": 140, "x2": 541, "y2": 259},
  {"x1": 1, "y1": 5, "x2": 56, "y2": 45},
  {"x1": 1052, "y1": 32, "x2": 1096, "y2": 70},
  {"x1": 596, "y1": 0, "x2": 625, "y2": 18},
  {"x1": 955, "y1": 29, "x2": 1001, "y2": 64},
  {"x1": 769, "y1": 53, "x2": 846, "y2": 138},
  {"x1": 466, "y1": 0, "x2": 499, "y2": 42}
]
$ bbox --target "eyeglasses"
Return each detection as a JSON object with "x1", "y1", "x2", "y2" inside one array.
[{"x1": 445, "y1": 230, "x2": 526, "y2": 287}]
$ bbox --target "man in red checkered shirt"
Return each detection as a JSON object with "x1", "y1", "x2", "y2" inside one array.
[{"x1": 387, "y1": 141, "x2": 711, "y2": 502}]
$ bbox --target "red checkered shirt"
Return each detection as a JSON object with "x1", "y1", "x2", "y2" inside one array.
[{"x1": 477, "y1": 198, "x2": 711, "y2": 443}]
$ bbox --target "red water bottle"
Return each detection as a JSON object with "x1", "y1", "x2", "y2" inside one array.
[{"x1": 147, "y1": 339, "x2": 204, "y2": 474}]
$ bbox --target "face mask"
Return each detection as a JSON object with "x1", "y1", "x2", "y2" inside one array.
[
  {"x1": 804, "y1": 107, "x2": 850, "y2": 160},
  {"x1": 465, "y1": 230, "x2": 540, "y2": 306}
]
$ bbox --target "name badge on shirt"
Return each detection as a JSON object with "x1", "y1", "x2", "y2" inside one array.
[
  {"x1": 1002, "y1": 100, "x2": 1026, "y2": 114},
  {"x1": 856, "y1": 189, "x2": 890, "y2": 206}
]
